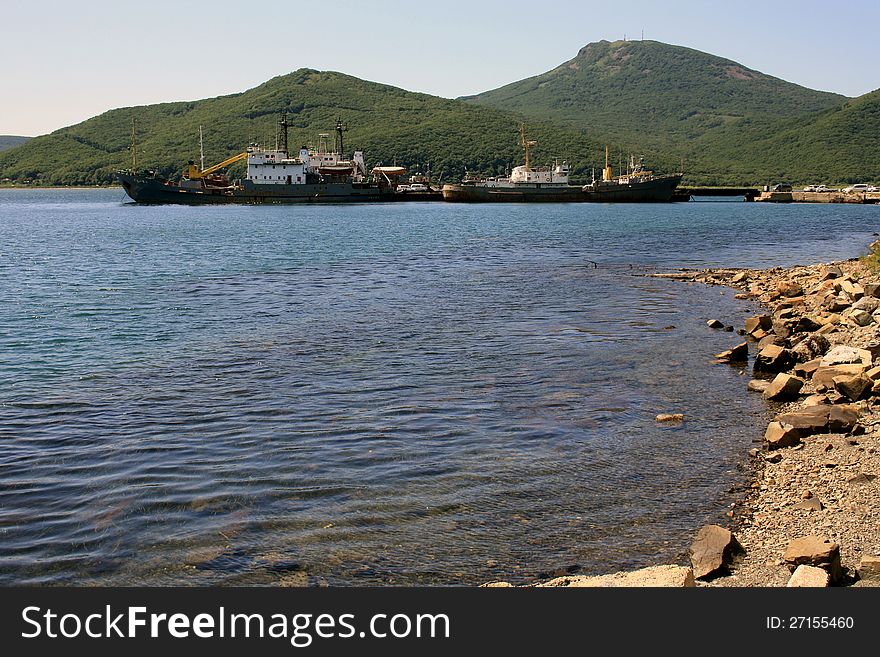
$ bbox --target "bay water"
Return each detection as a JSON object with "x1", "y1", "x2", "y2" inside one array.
[{"x1": 1, "y1": 189, "x2": 877, "y2": 585}]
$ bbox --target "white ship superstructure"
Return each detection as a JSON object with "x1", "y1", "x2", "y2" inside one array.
[{"x1": 245, "y1": 119, "x2": 367, "y2": 185}]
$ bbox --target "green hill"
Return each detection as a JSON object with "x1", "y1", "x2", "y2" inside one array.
[
  {"x1": 2, "y1": 43, "x2": 876, "y2": 187},
  {"x1": 0, "y1": 136, "x2": 30, "y2": 153},
  {"x1": 691, "y1": 89, "x2": 880, "y2": 185},
  {"x1": 0, "y1": 70, "x2": 614, "y2": 186},
  {"x1": 463, "y1": 40, "x2": 846, "y2": 155}
]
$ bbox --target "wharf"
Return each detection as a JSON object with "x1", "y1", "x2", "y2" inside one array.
[{"x1": 755, "y1": 191, "x2": 880, "y2": 204}]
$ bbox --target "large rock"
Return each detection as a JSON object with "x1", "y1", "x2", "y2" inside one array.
[
  {"x1": 757, "y1": 334, "x2": 782, "y2": 350},
  {"x1": 715, "y1": 342, "x2": 748, "y2": 362},
  {"x1": 782, "y1": 536, "x2": 843, "y2": 583},
  {"x1": 833, "y1": 373, "x2": 872, "y2": 401},
  {"x1": 795, "y1": 315, "x2": 824, "y2": 333},
  {"x1": 828, "y1": 404, "x2": 860, "y2": 432},
  {"x1": 786, "y1": 565, "x2": 830, "y2": 587},
  {"x1": 763, "y1": 373, "x2": 805, "y2": 401},
  {"x1": 754, "y1": 345, "x2": 793, "y2": 373},
  {"x1": 863, "y1": 282, "x2": 880, "y2": 298},
  {"x1": 765, "y1": 421, "x2": 802, "y2": 449},
  {"x1": 744, "y1": 315, "x2": 772, "y2": 335},
  {"x1": 820, "y1": 265, "x2": 843, "y2": 280},
  {"x1": 849, "y1": 309, "x2": 873, "y2": 326},
  {"x1": 812, "y1": 364, "x2": 868, "y2": 389},
  {"x1": 771, "y1": 319, "x2": 795, "y2": 339},
  {"x1": 778, "y1": 280, "x2": 803, "y2": 298},
  {"x1": 824, "y1": 295, "x2": 851, "y2": 313},
  {"x1": 776, "y1": 407, "x2": 830, "y2": 436},
  {"x1": 858, "y1": 556, "x2": 880, "y2": 582},
  {"x1": 793, "y1": 358, "x2": 823, "y2": 378},
  {"x1": 792, "y1": 334, "x2": 830, "y2": 363},
  {"x1": 707, "y1": 319, "x2": 725, "y2": 329},
  {"x1": 689, "y1": 525, "x2": 744, "y2": 580},
  {"x1": 852, "y1": 296, "x2": 880, "y2": 314},
  {"x1": 822, "y1": 345, "x2": 873, "y2": 367},
  {"x1": 840, "y1": 279, "x2": 864, "y2": 301},
  {"x1": 537, "y1": 564, "x2": 695, "y2": 588}
]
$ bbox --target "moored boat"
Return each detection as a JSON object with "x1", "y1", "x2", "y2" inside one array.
[
  {"x1": 117, "y1": 117, "x2": 429, "y2": 204},
  {"x1": 441, "y1": 126, "x2": 682, "y2": 203}
]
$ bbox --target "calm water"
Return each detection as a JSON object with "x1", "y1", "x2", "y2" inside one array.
[{"x1": 1, "y1": 189, "x2": 878, "y2": 585}]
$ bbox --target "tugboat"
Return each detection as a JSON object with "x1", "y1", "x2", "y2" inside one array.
[
  {"x1": 441, "y1": 125, "x2": 682, "y2": 203},
  {"x1": 117, "y1": 116, "x2": 410, "y2": 204}
]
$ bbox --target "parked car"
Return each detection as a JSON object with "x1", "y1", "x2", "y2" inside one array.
[
  {"x1": 868, "y1": 186, "x2": 879, "y2": 192},
  {"x1": 803, "y1": 185, "x2": 818, "y2": 192},
  {"x1": 843, "y1": 184, "x2": 870, "y2": 193}
]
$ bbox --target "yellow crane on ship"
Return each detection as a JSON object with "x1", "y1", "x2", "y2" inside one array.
[
  {"x1": 519, "y1": 123, "x2": 537, "y2": 170},
  {"x1": 185, "y1": 151, "x2": 248, "y2": 180}
]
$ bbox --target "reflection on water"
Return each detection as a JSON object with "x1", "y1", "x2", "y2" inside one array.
[{"x1": 0, "y1": 191, "x2": 877, "y2": 585}]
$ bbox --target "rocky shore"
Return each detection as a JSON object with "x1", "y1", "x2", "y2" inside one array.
[{"x1": 488, "y1": 246, "x2": 880, "y2": 588}]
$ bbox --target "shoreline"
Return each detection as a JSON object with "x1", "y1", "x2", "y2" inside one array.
[{"x1": 489, "y1": 244, "x2": 880, "y2": 588}]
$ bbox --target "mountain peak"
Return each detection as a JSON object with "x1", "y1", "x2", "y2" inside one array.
[{"x1": 467, "y1": 40, "x2": 845, "y2": 149}]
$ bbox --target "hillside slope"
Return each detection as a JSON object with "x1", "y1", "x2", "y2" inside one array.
[
  {"x1": 0, "y1": 70, "x2": 611, "y2": 185},
  {"x1": 0, "y1": 136, "x2": 31, "y2": 153},
  {"x1": 463, "y1": 40, "x2": 846, "y2": 149},
  {"x1": 691, "y1": 88, "x2": 880, "y2": 184}
]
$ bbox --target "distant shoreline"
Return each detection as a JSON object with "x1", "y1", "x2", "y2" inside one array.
[{"x1": 0, "y1": 185, "x2": 121, "y2": 190}]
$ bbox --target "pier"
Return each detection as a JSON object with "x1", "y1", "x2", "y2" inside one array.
[{"x1": 754, "y1": 190, "x2": 880, "y2": 204}]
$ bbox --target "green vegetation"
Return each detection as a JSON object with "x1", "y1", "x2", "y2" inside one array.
[
  {"x1": 860, "y1": 238, "x2": 880, "y2": 273},
  {"x1": 0, "y1": 71, "x2": 616, "y2": 186},
  {"x1": 2, "y1": 41, "x2": 878, "y2": 187},
  {"x1": 0, "y1": 136, "x2": 31, "y2": 153},
  {"x1": 464, "y1": 40, "x2": 843, "y2": 162},
  {"x1": 465, "y1": 39, "x2": 880, "y2": 186},
  {"x1": 693, "y1": 89, "x2": 880, "y2": 185}
]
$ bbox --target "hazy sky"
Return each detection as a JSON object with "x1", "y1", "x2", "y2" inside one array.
[{"x1": 2, "y1": 0, "x2": 879, "y2": 136}]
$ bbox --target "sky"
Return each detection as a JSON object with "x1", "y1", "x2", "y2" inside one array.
[{"x1": 2, "y1": 0, "x2": 879, "y2": 136}]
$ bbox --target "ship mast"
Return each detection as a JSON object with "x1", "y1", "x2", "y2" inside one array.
[
  {"x1": 130, "y1": 116, "x2": 138, "y2": 172},
  {"x1": 278, "y1": 112, "x2": 289, "y2": 155},
  {"x1": 603, "y1": 144, "x2": 613, "y2": 182},
  {"x1": 335, "y1": 118, "x2": 346, "y2": 156},
  {"x1": 199, "y1": 126, "x2": 205, "y2": 172},
  {"x1": 520, "y1": 123, "x2": 537, "y2": 170}
]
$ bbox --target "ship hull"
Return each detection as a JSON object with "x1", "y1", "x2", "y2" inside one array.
[
  {"x1": 441, "y1": 174, "x2": 683, "y2": 203},
  {"x1": 116, "y1": 173, "x2": 439, "y2": 204}
]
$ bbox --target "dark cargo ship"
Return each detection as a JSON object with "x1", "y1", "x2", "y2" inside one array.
[
  {"x1": 441, "y1": 128, "x2": 682, "y2": 203},
  {"x1": 118, "y1": 117, "x2": 441, "y2": 204}
]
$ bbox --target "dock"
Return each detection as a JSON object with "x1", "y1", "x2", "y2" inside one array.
[{"x1": 754, "y1": 191, "x2": 880, "y2": 204}]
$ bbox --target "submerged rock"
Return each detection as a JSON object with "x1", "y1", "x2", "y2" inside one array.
[
  {"x1": 716, "y1": 342, "x2": 749, "y2": 362},
  {"x1": 747, "y1": 379, "x2": 771, "y2": 393},
  {"x1": 655, "y1": 413, "x2": 685, "y2": 423}
]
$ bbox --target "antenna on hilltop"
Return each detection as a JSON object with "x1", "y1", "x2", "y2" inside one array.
[{"x1": 641, "y1": 29, "x2": 644, "y2": 41}]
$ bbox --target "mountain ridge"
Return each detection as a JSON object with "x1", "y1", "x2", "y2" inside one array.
[{"x1": 1, "y1": 41, "x2": 876, "y2": 186}]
